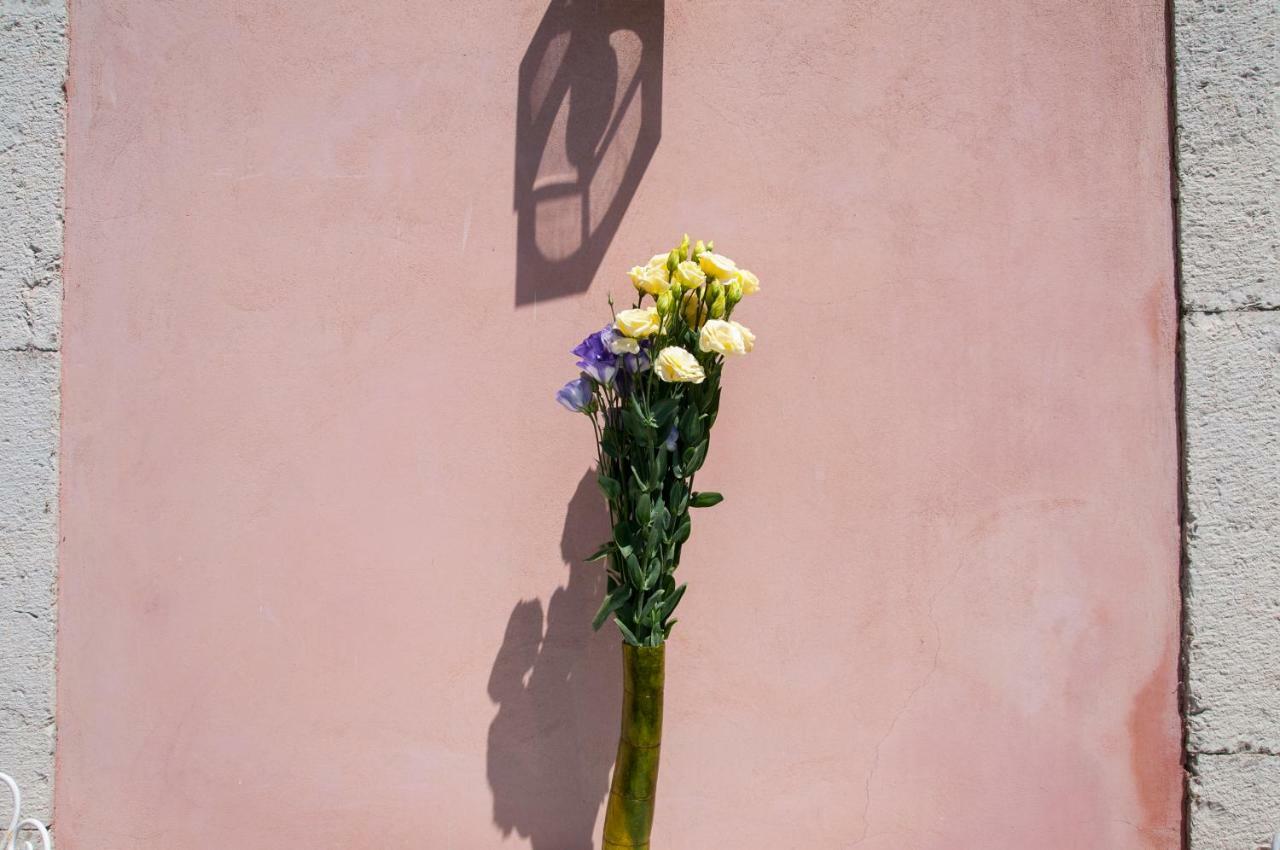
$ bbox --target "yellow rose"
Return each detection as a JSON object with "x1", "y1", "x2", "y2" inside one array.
[
  {"x1": 698, "y1": 319, "x2": 750, "y2": 356},
  {"x1": 699, "y1": 251, "x2": 738, "y2": 280},
  {"x1": 730, "y1": 320, "x2": 755, "y2": 352},
  {"x1": 654, "y1": 346, "x2": 706, "y2": 384},
  {"x1": 681, "y1": 290, "x2": 709, "y2": 329},
  {"x1": 614, "y1": 307, "x2": 660, "y2": 339},
  {"x1": 629, "y1": 263, "x2": 670, "y2": 296},
  {"x1": 735, "y1": 268, "x2": 760, "y2": 295},
  {"x1": 673, "y1": 260, "x2": 706, "y2": 290}
]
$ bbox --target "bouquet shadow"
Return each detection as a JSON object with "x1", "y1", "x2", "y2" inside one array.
[{"x1": 486, "y1": 470, "x2": 622, "y2": 849}]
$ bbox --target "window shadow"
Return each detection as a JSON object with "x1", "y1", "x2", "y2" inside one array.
[
  {"x1": 486, "y1": 470, "x2": 621, "y2": 848},
  {"x1": 514, "y1": 0, "x2": 664, "y2": 306}
]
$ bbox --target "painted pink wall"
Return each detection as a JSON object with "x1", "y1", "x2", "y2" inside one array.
[{"x1": 59, "y1": 1, "x2": 1181, "y2": 847}]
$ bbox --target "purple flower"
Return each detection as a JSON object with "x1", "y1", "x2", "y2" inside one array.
[
  {"x1": 662, "y1": 425, "x2": 678, "y2": 452},
  {"x1": 621, "y1": 348, "x2": 650, "y2": 374},
  {"x1": 572, "y1": 326, "x2": 619, "y2": 386},
  {"x1": 556, "y1": 376, "x2": 593, "y2": 412}
]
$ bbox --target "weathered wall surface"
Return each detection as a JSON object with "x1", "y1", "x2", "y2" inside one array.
[
  {"x1": 59, "y1": 1, "x2": 1181, "y2": 848},
  {"x1": 0, "y1": 0, "x2": 64, "y2": 829},
  {"x1": 1177, "y1": 0, "x2": 1280, "y2": 843}
]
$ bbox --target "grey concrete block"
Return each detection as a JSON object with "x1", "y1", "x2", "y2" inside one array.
[
  {"x1": 1189, "y1": 753, "x2": 1280, "y2": 849},
  {"x1": 0, "y1": 350, "x2": 58, "y2": 821},
  {"x1": 1174, "y1": 0, "x2": 1279, "y2": 311},
  {"x1": 0, "y1": 0, "x2": 62, "y2": 827},
  {"x1": 0, "y1": 0, "x2": 64, "y2": 352},
  {"x1": 1184, "y1": 311, "x2": 1280, "y2": 755}
]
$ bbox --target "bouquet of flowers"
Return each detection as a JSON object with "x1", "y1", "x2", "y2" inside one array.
[{"x1": 555, "y1": 234, "x2": 759, "y2": 849}]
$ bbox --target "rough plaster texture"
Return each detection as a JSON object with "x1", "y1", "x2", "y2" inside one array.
[
  {"x1": 1177, "y1": 0, "x2": 1280, "y2": 844},
  {"x1": 1184, "y1": 312, "x2": 1280, "y2": 845},
  {"x1": 1174, "y1": 0, "x2": 1279, "y2": 312},
  {"x1": 1190, "y1": 754, "x2": 1280, "y2": 849},
  {"x1": 0, "y1": 0, "x2": 64, "y2": 829},
  {"x1": 58, "y1": 1, "x2": 1181, "y2": 847}
]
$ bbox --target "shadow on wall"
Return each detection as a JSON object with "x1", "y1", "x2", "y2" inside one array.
[
  {"x1": 514, "y1": 0, "x2": 664, "y2": 306},
  {"x1": 486, "y1": 470, "x2": 621, "y2": 849}
]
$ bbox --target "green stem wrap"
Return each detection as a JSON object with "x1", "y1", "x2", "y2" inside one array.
[{"x1": 602, "y1": 643, "x2": 665, "y2": 849}]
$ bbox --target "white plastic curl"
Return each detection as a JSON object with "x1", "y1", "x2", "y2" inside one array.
[{"x1": 1, "y1": 773, "x2": 51, "y2": 850}]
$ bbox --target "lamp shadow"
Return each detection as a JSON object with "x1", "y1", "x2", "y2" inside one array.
[
  {"x1": 486, "y1": 470, "x2": 620, "y2": 849},
  {"x1": 514, "y1": 0, "x2": 664, "y2": 306}
]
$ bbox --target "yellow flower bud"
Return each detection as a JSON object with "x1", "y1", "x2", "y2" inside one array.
[
  {"x1": 726, "y1": 277, "x2": 743, "y2": 304},
  {"x1": 656, "y1": 290, "x2": 674, "y2": 316},
  {"x1": 710, "y1": 292, "x2": 726, "y2": 318},
  {"x1": 679, "y1": 233, "x2": 690, "y2": 261},
  {"x1": 681, "y1": 290, "x2": 708, "y2": 329},
  {"x1": 694, "y1": 239, "x2": 706, "y2": 258}
]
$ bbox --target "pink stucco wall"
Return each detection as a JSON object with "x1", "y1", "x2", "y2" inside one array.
[{"x1": 59, "y1": 1, "x2": 1181, "y2": 847}]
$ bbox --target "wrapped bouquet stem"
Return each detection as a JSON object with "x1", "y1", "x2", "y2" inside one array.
[{"x1": 556, "y1": 234, "x2": 761, "y2": 847}]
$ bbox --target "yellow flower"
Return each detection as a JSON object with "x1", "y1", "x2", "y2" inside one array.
[
  {"x1": 673, "y1": 260, "x2": 706, "y2": 290},
  {"x1": 628, "y1": 263, "x2": 670, "y2": 296},
  {"x1": 735, "y1": 268, "x2": 760, "y2": 295},
  {"x1": 614, "y1": 307, "x2": 660, "y2": 339},
  {"x1": 730, "y1": 320, "x2": 756, "y2": 352},
  {"x1": 698, "y1": 319, "x2": 751, "y2": 356},
  {"x1": 654, "y1": 346, "x2": 706, "y2": 384},
  {"x1": 681, "y1": 290, "x2": 709, "y2": 329},
  {"x1": 699, "y1": 251, "x2": 738, "y2": 280}
]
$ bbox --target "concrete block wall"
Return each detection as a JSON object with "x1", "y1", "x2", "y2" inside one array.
[
  {"x1": 0, "y1": 0, "x2": 65, "y2": 829},
  {"x1": 1176, "y1": 0, "x2": 1280, "y2": 845}
]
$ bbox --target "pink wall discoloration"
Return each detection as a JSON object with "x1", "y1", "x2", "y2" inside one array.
[{"x1": 59, "y1": 0, "x2": 1181, "y2": 847}]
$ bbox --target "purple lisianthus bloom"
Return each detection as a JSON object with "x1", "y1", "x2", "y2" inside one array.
[
  {"x1": 556, "y1": 376, "x2": 593, "y2": 412},
  {"x1": 572, "y1": 326, "x2": 618, "y2": 386},
  {"x1": 621, "y1": 348, "x2": 650, "y2": 374}
]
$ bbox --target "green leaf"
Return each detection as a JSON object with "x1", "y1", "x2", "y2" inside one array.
[
  {"x1": 598, "y1": 474, "x2": 622, "y2": 501},
  {"x1": 624, "y1": 550, "x2": 643, "y2": 587},
  {"x1": 690, "y1": 491, "x2": 724, "y2": 508},
  {"x1": 660, "y1": 583, "x2": 686, "y2": 620},
  {"x1": 636, "y1": 493, "x2": 652, "y2": 525},
  {"x1": 630, "y1": 463, "x2": 651, "y2": 495},
  {"x1": 615, "y1": 619, "x2": 641, "y2": 645},
  {"x1": 652, "y1": 398, "x2": 680, "y2": 429},
  {"x1": 584, "y1": 542, "x2": 614, "y2": 562},
  {"x1": 672, "y1": 514, "x2": 692, "y2": 544},
  {"x1": 682, "y1": 440, "x2": 708, "y2": 474},
  {"x1": 662, "y1": 619, "x2": 678, "y2": 639},
  {"x1": 670, "y1": 479, "x2": 688, "y2": 507},
  {"x1": 600, "y1": 430, "x2": 621, "y2": 458},
  {"x1": 638, "y1": 589, "x2": 663, "y2": 622},
  {"x1": 592, "y1": 587, "x2": 631, "y2": 630},
  {"x1": 652, "y1": 449, "x2": 668, "y2": 488},
  {"x1": 643, "y1": 555, "x2": 661, "y2": 590},
  {"x1": 650, "y1": 498, "x2": 670, "y2": 531}
]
